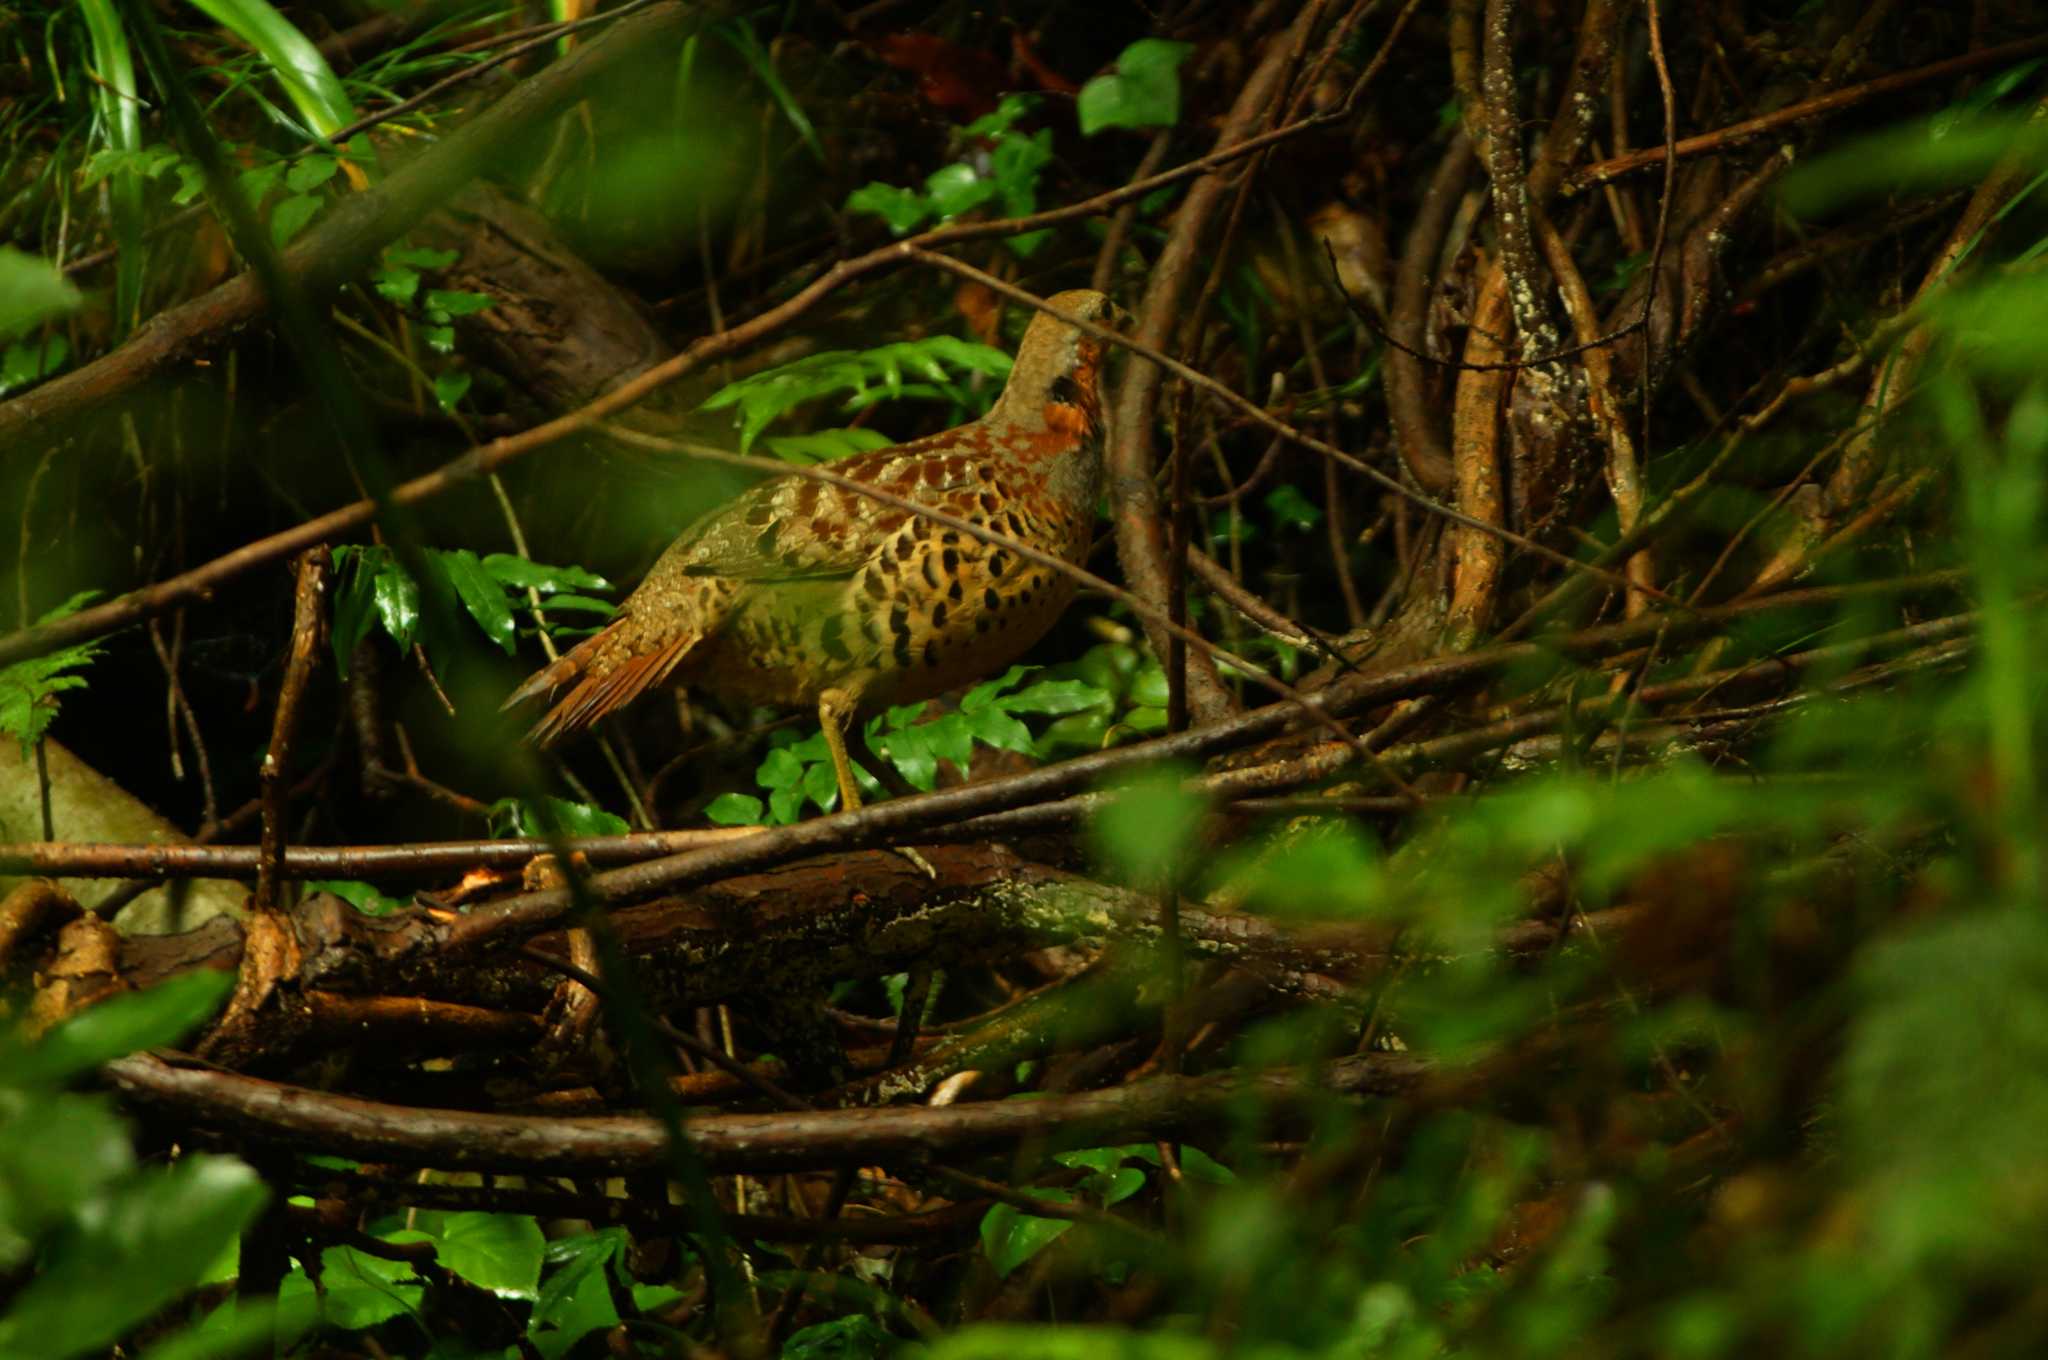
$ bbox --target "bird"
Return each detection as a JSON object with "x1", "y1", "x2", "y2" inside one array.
[{"x1": 504, "y1": 288, "x2": 1121, "y2": 812}]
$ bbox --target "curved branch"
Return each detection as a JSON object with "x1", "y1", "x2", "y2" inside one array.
[
  {"x1": 104, "y1": 1049, "x2": 1432, "y2": 1174},
  {"x1": 1105, "y1": 5, "x2": 1325, "y2": 725}
]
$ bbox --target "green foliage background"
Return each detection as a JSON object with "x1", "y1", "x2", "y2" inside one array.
[{"x1": 2, "y1": 3, "x2": 2047, "y2": 1359}]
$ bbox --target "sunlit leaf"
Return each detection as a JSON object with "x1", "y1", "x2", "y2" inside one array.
[
  {"x1": 440, "y1": 547, "x2": 516, "y2": 653},
  {"x1": 1090, "y1": 764, "x2": 1204, "y2": 886},
  {"x1": 980, "y1": 1191, "x2": 1075, "y2": 1278},
  {"x1": 846, "y1": 182, "x2": 930, "y2": 234},
  {"x1": 0, "y1": 592, "x2": 104, "y2": 758},
  {"x1": 705, "y1": 792, "x2": 765, "y2": 825},
  {"x1": 0, "y1": 248, "x2": 83, "y2": 341},
  {"x1": 0, "y1": 1154, "x2": 266, "y2": 1359},
  {"x1": 1078, "y1": 39, "x2": 1193, "y2": 135}
]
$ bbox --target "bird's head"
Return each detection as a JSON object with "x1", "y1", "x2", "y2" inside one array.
[{"x1": 995, "y1": 289, "x2": 1127, "y2": 440}]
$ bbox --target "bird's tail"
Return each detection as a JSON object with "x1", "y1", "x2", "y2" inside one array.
[{"x1": 502, "y1": 620, "x2": 697, "y2": 746}]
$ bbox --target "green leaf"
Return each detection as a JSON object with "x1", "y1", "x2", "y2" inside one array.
[
  {"x1": 534, "y1": 1225, "x2": 624, "y2": 1317},
  {"x1": 5, "y1": 971, "x2": 234, "y2": 1089},
  {"x1": 963, "y1": 705, "x2": 1034, "y2": 754},
  {"x1": 329, "y1": 546, "x2": 378, "y2": 675},
  {"x1": 758, "y1": 746, "x2": 806, "y2": 790},
  {"x1": 536, "y1": 594, "x2": 615, "y2": 615},
  {"x1": 269, "y1": 192, "x2": 321, "y2": 245},
  {"x1": 991, "y1": 128, "x2": 1052, "y2": 211},
  {"x1": 426, "y1": 1211, "x2": 544, "y2": 1299},
  {"x1": 425, "y1": 288, "x2": 494, "y2": 319},
  {"x1": 0, "y1": 592, "x2": 104, "y2": 758},
  {"x1": 768, "y1": 783, "x2": 805, "y2": 824},
  {"x1": 306, "y1": 878, "x2": 409, "y2": 917},
  {"x1": 782, "y1": 1314, "x2": 897, "y2": 1360},
  {"x1": 439, "y1": 548, "x2": 516, "y2": 654},
  {"x1": 965, "y1": 93, "x2": 1042, "y2": 139},
  {"x1": 0, "y1": 335, "x2": 71, "y2": 397},
  {"x1": 493, "y1": 796, "x2": 630, "y2": 839},
  {"x1": 284, "y1": 153, "x2": 338, "y2": 193},
  {"x1": 719, "y1": 20, "x2": 823, "y2": 164},
  {"x1": 963, "y1": 665, "x2": 1034, "y2": 711},
  {"x1": 0, "y1": 248, "x2": 84, "y2": 341},
  {"x1": 999, "y1": 679, "x2": 1110, "y2": 716},
  {"x1": 764, "y1": 427, "x2": 895, "y2": 464},
  {"x1": 1127, "y1": 664, "x2": 1169, "y2": 709},
  {"x1": 236, "y1": 160, "x2": 286, "y2": 207},
  {"x1": 802, "y1": 756, "x2": 842, "y2": 812},
  {"x1": 75, "y1": 0, "x2": 144, "y2": 332},
  {"x1": 185, "y1": 0, "x2": 359, "y2": 140},
  {"x1": 921, "y1": 712, "x2": 976, "y2": 775},
  {"x1": 303, "y1": 1242, "x2": 420, "y2": 1329},
  {"x1": 1090, "y1": 1167, "x2": 1147, "y2": 1207},
  {"x1": 1782, "y1": 111, "x2": 2048, "y2": 215},
  {"x1": 1078, "y1": 39, "x2": 1194, "y2": 135},
  {"x1": 1034, "y1": 710, "x2": 1110, "y2": 757},
  {"x1": 702, "y1": 339, "x2": 1010, "y2": 450},
  {"x1": 0, "y1": 1090, "x2": 133, "y2": 1269},
  {"x1": 980, "y1": 1191, "x2": 1075, "y2": 1278},
  {"x1": 1178, "y1": 1146, "x2": 1236, "y2": 1185},
  {"x1": 370, "y1": 554, "x2": 421, "y2": 652},
  {"x1": 911, "y1": 1325, "x2": 1214, "y2": 1360},
  {"x1": 879, "y1": 724, "x2": 938, "y2": 792},
  {"x1": 170, "y1": 161, "x2": 208, "y2": 205},
  {"x1": 388, "y1": 246, "x2": 458, "y2": 270},
  {"x1": 845, "y1": 182, "x2": 930, "y2": 235},
  {"x1": 704, "y1": 792, "x2": 764, "y2": 825},
  {"x1": 1120, "y1": 705, "x2": 1169, "y2": 735},
  {"x1": 144, "y1": 1294, "x2": 317, "y2": 1360},
  {"x1": 480, "y1": 553, "x2": 612, "y2": 595},
  {"x1": 372, "y1": 263, "x2": 419, "y2": 305},
  {"x1": 532, "y1": 1229, "x2": 627, "y2": 1349},
  {"x1": 1840, "y1": 909, "x2": 2048, "y2": 1273},
  {"x1": 1263, "y1": 483, "x2": 1323, "y2": 533},
  {"x1": 1090, "y1": 765, "x2": 1204, "y2": 885},
  {"x1": 432, "y1": 369, "x2": 471, "y2": 412},
  {"x1": 80, "y1": 146, "x2": 180, "y2": 189},
  {"x1": 924, "y1": 162, "x2": 996, "y2": 220},
  {"x1": 0, "y1": 1154, "x2": 267, "y2": 1360}
]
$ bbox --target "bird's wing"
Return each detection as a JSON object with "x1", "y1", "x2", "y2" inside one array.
[{"x1": 671, "y1": 441, "x2": 977, "y2": 583}]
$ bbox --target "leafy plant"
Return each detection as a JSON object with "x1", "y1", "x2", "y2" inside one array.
[
  {"x1": 74, "y1": 0, "x2": 144, "y2": 330},
  {"x1": 330, "y1": 546, "x2": 613, "y2": 676},
  {"x1": 305, "y1": 878, "x2": 411, "y2": 916},
  {"x1": 0, "y1": 971, "x2": 278, "y2": 1360},
  {"x1": 706, "y1": 665, "x2": 1107, "y2": 825},
  {"x1": 846, "y1": 94, "x2": 1055, "y2": 254},
  {"x1": 0, "y1": 592, "x2": 104, "y2": 758},
  {"x1": 0, "y1": 334, "x2": 70, "y2": 397},
  {"x1": 489, "y1": 795, "x2": 631, "y2": 839},
  {"x1": 184, "y1": 0, "x2": 361, "y2": 155},
  {"x1": 978, "y1": 1144, "x2": 1234, "y2": 1278},
  {"x1": 1077, "y1": 39, "x2": 1194, "y2": 135},
  {"x1": 0, "y1": 248, "x2": 83, "y2": 341},
  {"x1": 700, "y1": 334, "x2": 1014, "y2": 452}
]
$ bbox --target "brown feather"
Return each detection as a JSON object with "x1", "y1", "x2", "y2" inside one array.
[{"x1": 528, "y1": 629, "x2": 695, "y2": 746}]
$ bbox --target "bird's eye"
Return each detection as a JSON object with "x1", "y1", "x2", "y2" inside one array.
[{"x1": 1050, "y1": 375, "x2": 1082, "y2": 406}]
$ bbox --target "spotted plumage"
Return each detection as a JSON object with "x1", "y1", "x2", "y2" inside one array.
[{"x1": 506, "y1": 289, "x2": 1119, "y2": 807}]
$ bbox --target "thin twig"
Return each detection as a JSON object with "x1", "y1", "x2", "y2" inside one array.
[{"x1": 255, "y1": 550, "x2": 329, "y2": 915}]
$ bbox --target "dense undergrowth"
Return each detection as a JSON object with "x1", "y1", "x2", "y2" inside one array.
[{"x1": 2, "y1": 1, "x2": 2047, "y2": 1357}]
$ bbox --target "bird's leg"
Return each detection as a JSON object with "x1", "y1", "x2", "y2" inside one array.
[
  {"x1": 817, "y1": 687, "x2": 865, "y2": 812},
  {"x1": 817, "y1": 687, "x2": 936, "y2": 879}
]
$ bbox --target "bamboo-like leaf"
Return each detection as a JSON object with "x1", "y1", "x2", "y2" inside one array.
[
  {"x1": 185, "y1": 0, "x2": 362, "y2": 172},
  {"x1": 75, "y1": 0, "x2": 144, "y2": 333}
]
